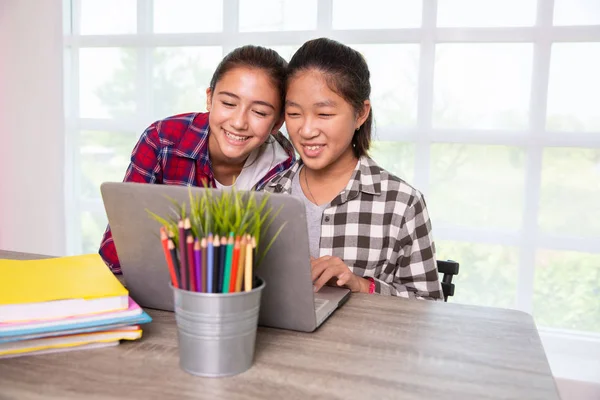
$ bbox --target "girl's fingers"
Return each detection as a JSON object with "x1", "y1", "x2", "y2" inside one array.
[
  {"x1": 311, "y1": 261, "x2": 328, "y2": 282},
  {"x1": 313, "y1": 267, "x2": 336, "y2": 292}
]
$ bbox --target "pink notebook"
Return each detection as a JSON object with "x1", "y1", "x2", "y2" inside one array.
[{"x1": 0, "y1": 297, "x2": 143, "y2": 333}]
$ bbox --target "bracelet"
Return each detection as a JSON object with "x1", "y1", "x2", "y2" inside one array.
[{"x1": 367, "y1": 278, "x2": 375, "y2": 294}]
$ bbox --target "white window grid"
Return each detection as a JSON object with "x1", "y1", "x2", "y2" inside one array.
[{"x1": 64, "y1": 0, "x2": 600, "y2": 317}]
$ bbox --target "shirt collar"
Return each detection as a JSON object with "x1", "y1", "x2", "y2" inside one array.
[
  {"x1": 331, "y1": 156, "x2": 381, "y2": 206},
  {"x1": 267, "y1": 155, "x2": 382, "y2": 203}
]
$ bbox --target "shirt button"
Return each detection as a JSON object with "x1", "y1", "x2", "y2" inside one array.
[{"x1": 324, "y1": 216, "x2": 330, "y2": 222}]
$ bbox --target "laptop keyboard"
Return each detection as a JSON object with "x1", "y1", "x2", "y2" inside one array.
[{"x1": 314, "y1": 298, "x2": 329, "y2": 313}]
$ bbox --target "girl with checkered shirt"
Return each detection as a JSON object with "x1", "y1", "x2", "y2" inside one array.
[{"x1": 264, "y1": 38, "x2": 444, "y2": 300}]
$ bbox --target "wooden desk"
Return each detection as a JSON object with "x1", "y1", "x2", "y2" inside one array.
[{"x1": 0, "y1": 251, "x2": 559, "y2": 400}]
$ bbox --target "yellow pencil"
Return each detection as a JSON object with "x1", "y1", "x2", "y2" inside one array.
[
  {"x1": 244, "y1": 235, "x2": 254, "y2": 292},
  {"x1": 235, "y1": 236, "x2": 247, "y2": 292}
]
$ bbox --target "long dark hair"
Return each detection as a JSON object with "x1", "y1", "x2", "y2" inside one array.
[
  {"x1": 210, "y1": 45, "x2": 288, "y2": 114},
  {"x1": 287, "y1": 38, "x2": 373, "y2": 157}
]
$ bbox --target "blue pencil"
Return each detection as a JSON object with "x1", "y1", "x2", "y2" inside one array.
[
  {"x1": 207, "y1": 234, "x2": 214, "y2": 293},
  {"x1": 218, "y1": 236, "x2": 227, "y2": 293}
]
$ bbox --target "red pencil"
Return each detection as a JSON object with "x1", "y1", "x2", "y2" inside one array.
[
  {"x1": 160, "y1": 227, "x2": 179, "y2": 288},
  {"x1": 229, "y1": 236, "x2": 241, "y2": 293},
  {"x1": 186, "y1": 234, "x2": 196, "y2": 292}
]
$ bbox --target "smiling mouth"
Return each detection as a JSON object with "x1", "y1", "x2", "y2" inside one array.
[
  {"x1": 225, "y1": 130, "x2": 250, "y2": 142},
  {"x1": 304, "y1": 145, "x2": 324, "y2": 150}
]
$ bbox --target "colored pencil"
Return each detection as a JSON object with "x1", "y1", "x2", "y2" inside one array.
[
  {"x1": 186, "y1": 234, "x2": 196, "y2": 292},
  {"x1": 206, "y1": 234, "x2": 214, "y2": 293},
  {"x1": 212, "y1": 235, "x2": 221, "y2": 293},
  {"x1": 218, "y1": 236, "x2": 227, "y2": 293},
  {"x1": 201, "y1": 237, "x2": 207, "y2": 293},
  {"x1": 222, "y1": 234, "x2": 234, "y2": 293},
  {"x1": 168, "y1": 239, "x2": 181, "y2": 288},
  {"x1": 160, "y1": 227, "x2": 179, "y2": 288},
  {"x1": 235, "y1": 236, "x2": 246, "y2": 292},
  {"x1": 229, "y1": 236, "x2": 241, "y2": 293},
  {"x1": 184, "y1": 217, "x2": 192, "y2": 237},
  {"x1": 177, "y1": 220, "x2": 187, "y2": 290},
  {"x1": 244, "y1": 235, "x2": 254, "y2": 292},
  {"x1": 194, "y1": 239, "x2": 202, "y2": 292}
]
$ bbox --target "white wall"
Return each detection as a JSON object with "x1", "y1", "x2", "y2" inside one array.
[{"x1": 0, "y1": 0, "x2": 66, "y2": 256}]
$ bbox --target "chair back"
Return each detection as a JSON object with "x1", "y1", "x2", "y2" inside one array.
[{"x1": 437, "y1": 260, "x2": 459, "y2": 302}]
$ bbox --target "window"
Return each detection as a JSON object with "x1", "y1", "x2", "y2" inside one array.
[{"x1": 65, "y1": 0, "x2": 600, "y2": 365}]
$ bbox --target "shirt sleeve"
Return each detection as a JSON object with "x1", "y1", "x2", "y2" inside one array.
[
  {"x1": 372, "y1": 192, "x2": 444, "y2": 301},
  {"x1": 98, "y1": 124, "x2": 164, "y2": 273}
]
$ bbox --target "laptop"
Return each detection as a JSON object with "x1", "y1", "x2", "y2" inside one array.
[{"x1": 100, "y1": 182, "x2": 350, "y2": 332}]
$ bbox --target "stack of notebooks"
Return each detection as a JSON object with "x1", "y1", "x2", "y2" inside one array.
[{"x1": 0, "y1": 254, "x2": 151, "y2": 358}]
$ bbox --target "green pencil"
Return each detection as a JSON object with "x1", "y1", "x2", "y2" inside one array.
[{"x1": 222, "y1": 233, "x2": 235, "y2": 293}]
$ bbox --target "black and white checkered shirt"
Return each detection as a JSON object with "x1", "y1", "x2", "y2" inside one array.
[{"x1": 264, "y1": 156, "x2": 443, "y2": 300}]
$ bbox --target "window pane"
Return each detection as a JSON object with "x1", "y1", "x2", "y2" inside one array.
[
  {"x1": 539, "y1": 148, "x2": 600, "y2": 237},
  {"x1": 353, "y1": 44, "x2": 419, "y2": 128},
  {"x1": 239, "y1": 0, "x2": 317, "y2": 32},
  {"x1": 152, "y1": 47, "x2": 223, "y2": 120},
  {"x1": 369, "y1": 142, "x2": 415, "y2": 184},
  {"x1": 554, "y1": 0, "x2": 600, "y2": 26},
  {"x1": 433, "y1": 44, "x2": 533, "y2": 130},
  {"x1": 534, "y1": 250, "x2": 600, "y2": 333},
  {"x1": 437, "y1": 0, "x2": 536, "y2": 27},
  {"x1": 154, "y1": 0, "x2": 223, "y2": 33},
  {"x1": 333, "y1": 0, "x2": 422, "y2": 29},
  {"x1": 429, "y1": 144, "x2": 525, "y2": 230},
  {"x1": 80, "y1": 131, "x2": 137, "y2": 199},
  {"x1": 82, "y1": 211, "x2": 109, "y2": 254},
  {"x1": 79, "y1": 48, "x2": 137, "y2": 119},
  {"x1": 271, "y1": 45, "x2": 300, "y2": 62},
  {"x1": 436, "y1": 241, "x2": 518, "y2": 309},
  {"x1": 546, "y1": 43, "x2": 600, "y2": 133},
  {"x1": 80, "y1": 0, "x2": 136, "y2": 35}
]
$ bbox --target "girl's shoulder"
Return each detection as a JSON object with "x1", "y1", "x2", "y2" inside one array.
[
  {"x1": 360, "y1": 156, "x2": 425, "y2": 206},
  {"x1": 148, "y1": 112, "x2": 210, "y2": 146}
]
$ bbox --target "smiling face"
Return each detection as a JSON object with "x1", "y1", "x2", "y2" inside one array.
[
  {"x1": 206, "y1": 67, "x2": 283, "y2": 166},
  {"x1": 285, "y1": 69, "x2": 370, "y2": 174}
]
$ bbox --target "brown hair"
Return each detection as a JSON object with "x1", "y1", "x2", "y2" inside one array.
[
  {"x1": 209, "y1": 45, "x2": 288, "y2": 115},
  {"x1": 287, "y1": 38, "x2": 373, "y2": 157}
]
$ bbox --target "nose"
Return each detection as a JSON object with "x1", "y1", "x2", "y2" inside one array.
[
  {"x1": 298, "y1": 116, "x2": 319, "y2": 139},
  {"x1": 230, "y1": 108, "x2": 248, "y2": 131}
]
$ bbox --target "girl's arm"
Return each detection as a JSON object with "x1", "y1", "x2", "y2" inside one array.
[
  {"x1": 371, "y1": 192, "x2": 444, "y2": 301},
  {"x1": 99, "y1": 125, "x2": 164, "y2": 273}
]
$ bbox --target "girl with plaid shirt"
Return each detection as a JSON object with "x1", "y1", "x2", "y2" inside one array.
[
  {"x1": 264, "y1": 38, "x2": 443, "y2": 300},
  {"x1": 99, "y1": 45, "x2": 296, "y2": 273}
]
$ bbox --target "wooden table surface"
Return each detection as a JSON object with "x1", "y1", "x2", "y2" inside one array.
[{"x1": 0, "y1": 250, "x2": 559, "y2": 400}]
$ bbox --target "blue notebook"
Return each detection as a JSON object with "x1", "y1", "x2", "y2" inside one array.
[{"x1": 0, "y1": 311, "x2": 152, "y2": 343}]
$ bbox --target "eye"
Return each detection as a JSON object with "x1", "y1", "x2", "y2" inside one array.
[
  {"x1": 253, "y1": 110, "x2": 268, "y2": 117},
  {"x1": 221, "y1": 101, "x2": 235, "y2": 107},
  {"x1": 319, "y1": 113, "x2": 334, "y2": 118},
  {"x1": 286, "y1": 112, "x2": 300, "y2": 118}
]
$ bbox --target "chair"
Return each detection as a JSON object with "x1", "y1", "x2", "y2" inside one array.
[{"x1": 437, "y1": 260, "x2": 459, "y2": 302}]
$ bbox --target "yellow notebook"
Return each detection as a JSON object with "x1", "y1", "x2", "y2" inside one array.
[{"x1": 0, "y1": 254, "x2": 129, "y2": 323}]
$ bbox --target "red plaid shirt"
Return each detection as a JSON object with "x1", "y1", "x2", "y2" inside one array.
[{"x1": 99, "y1": 112, "x2": 296, "y2": 273}]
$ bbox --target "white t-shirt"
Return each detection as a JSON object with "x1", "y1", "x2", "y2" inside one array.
[{"x1": 214, "y1": 136, "x2": 290, "y2": 190}]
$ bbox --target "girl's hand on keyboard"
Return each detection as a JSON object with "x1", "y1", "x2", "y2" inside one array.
[{"x1": 310, "y1": 256, "x2": 370, "y2": 293}]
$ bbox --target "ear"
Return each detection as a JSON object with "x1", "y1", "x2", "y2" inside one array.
[
  {"x1": 271, "y1": 115, "x2": 285, "y2": 134},
  {"x1": 355, "y1": 100, "x2": 371, "y2": 130},
  {"x1": 205, "y1": 87, "x2": 213, "y2": 112}
]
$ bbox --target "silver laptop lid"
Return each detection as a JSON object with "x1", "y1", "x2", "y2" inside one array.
[{"x1": 101, "y1": 182, "x2": 323, "y2": 332}]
